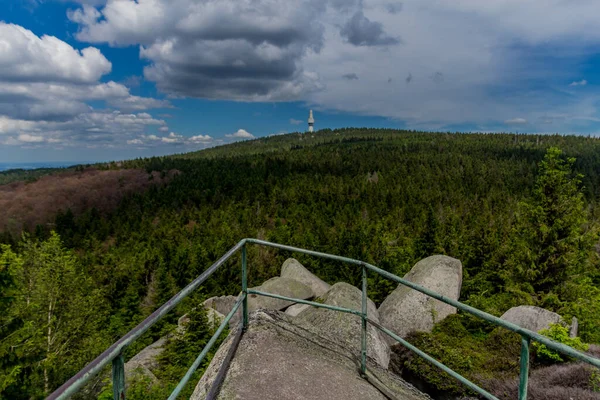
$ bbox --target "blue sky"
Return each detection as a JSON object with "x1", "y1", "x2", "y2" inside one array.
[{"x1": 2, "y1": 0, "x2": 600, "y2": 162}]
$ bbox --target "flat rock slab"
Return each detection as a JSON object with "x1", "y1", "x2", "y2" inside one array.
[{"x1": 191, "y1": 311, "x2": 429, "y2": 400}]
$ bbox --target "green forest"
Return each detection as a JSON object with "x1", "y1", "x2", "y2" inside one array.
[{"x1": 2, "y1": 128, "x2": 600, "y2": 398}]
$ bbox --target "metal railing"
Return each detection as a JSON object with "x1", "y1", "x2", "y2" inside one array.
[{"x1": 48, "y1": 238, "x2": 600, "y2": 400}]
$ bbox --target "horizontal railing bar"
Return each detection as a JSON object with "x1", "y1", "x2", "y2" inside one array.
[
  {"x1": 248, "y1": 289, "x2": 364, "y2": 316},
  {"x1": 246, "y1": 238, "x2": 364, "y2": 266},
  {"x1": 368, "y1": 318, "x2": 499, "y2": 400},
  {"x1": 48, "y1": 239, "x2": 247, "y2": 400},
  {"x1": 168, "y1": 294, "x2": 245, "y2": 400},
  {"x1": 246, "y1": 239, "x2": 600, "y2": 368}
]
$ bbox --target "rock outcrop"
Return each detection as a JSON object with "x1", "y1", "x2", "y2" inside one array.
[
  {"x1": 297, "y1": 282, "x2": 390, "y2": 368},
  {"x1": 280, "y1": 258, "x2": 330, "y2": 297},
  {"x1": 249, "y1": 276, "x2": 314, "y2": 311},
  {"x1": 500, "y1": 306, "x2": 565, "y2": 333},
  {"x1": 203, "y1": 295, "x2": 238, "y2": 317},
  {"x1": 124, "y1": 336, "x2": 167, "y2": 384},
  {"x1": 378, "y1": 255, "x2": 463, "y2": 340},
  {"x1": 191, "y1": 310, "x2": 429, "y2": 400},
  {"x1": 285, "y1": 303, "x2": 311, "y2": 317}
]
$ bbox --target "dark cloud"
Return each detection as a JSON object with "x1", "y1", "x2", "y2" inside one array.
[
  {"x1": 342, "y1": 73, "x2": 359, "y2": 80},
  {"x1": 406, "y1": 72, "x2": 412, "y2": 84},
  {"x1": 73, "y1": 0, "x2": 326, "y2": 101},
  {"x1": 340, "y1": 11, "x2": 400, "y2": 46},
  {"x1": 386, "y1": 3, "x2": 403, "y2": 14},
  {"x1": 432, "y1": 72, "x2": 444, "y2": 84},
  {"x1": 387, "y1": 77, "x2": 393, "y2": 83}
]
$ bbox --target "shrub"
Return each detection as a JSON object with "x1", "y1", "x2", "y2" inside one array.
[{"x1": 533, "y1": 323, "x2": 589, "y2": 364}]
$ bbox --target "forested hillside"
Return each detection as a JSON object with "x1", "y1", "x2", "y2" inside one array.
[{"x1": 2, "y1": 128, "x2": 600, "y2": 398}]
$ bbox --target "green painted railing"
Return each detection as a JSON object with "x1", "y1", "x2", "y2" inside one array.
[{"x1": 48, "y1": 238, "x2": 600, "y2": 400}]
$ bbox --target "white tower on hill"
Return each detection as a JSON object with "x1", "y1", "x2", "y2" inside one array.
[{"x1": 308, "y1": 110, "x2": 315, "y2": 132}]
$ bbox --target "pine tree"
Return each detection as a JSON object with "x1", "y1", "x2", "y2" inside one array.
[{"x1": 507, "y1": 147, "x2": 596, "y2": 294}]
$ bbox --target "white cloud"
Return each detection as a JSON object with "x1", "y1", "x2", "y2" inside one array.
[
  {"x1": 127, "y1": 138, "x2": 143, "y2": 145},
  {"x1": 0, "y1": 22, "x2": 111, "y2": 83},
  {"x1": 189, "y1": 134, "x2": 212, "y2": 142},
  {"x1": 18, "y1": 133, "x2": 45, "y2": 143},
  {"x1": 504, "y1": 118, "x2": 528, "y2": 125},
  {"x1": 0, "y1": 111, "x2": 167, "y2": 148},
  {"x1": 0, "y1": 23, "x2": 171, "y2": 150},
  {"x1": 226, "y1": 129, "x2": 254, "y2": 139},
  {"x1": 290, "y1": 118, "x2": 303, "y2": 125},
  {"x1": 23, "y1": 0, "x2": 600, "y2": 138},
  {"x1": 570, "y1": 79, "x2": 588, "y2": 87},
  {"x1": 159, "y1": 126, "x2": 170, "y2": 132}
]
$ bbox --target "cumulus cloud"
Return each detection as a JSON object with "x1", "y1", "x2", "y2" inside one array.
[
  {"x1": 0, "y1": 22, "x2": 111, "y2": 83},
  {"x1": 0, "y1": 22, "x2": 171, "y2": 149},
  {"x1": 70, "y1": 0, "x2": 327, "y2": 101},
  {"x1": 18, "y1": 133, "x2": 45, "y2": 143},
  {"x1": 0, "y1": 111, "x2": 167, "y2": 148},
  {"x1": 225, "y1": 129, "x2": 254, "y2": 139},
  {"x1": 340, "y1": 11, "x2": 400, "y2": 46},
  {"x1": 570, "y1": 79, "x2": 588, "y2": 87},
  {"x1": 504, "y1": 118, "x2": 528, "y2": 125},
  {"x1": 189, "y1": 134, "x2": 213, "y2": 142},
  {"x1": 32, "y1": 0, "x2": 600, "y2": 138}
]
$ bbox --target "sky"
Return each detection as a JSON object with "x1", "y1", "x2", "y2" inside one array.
[{"x1": 2, "y1": 0, "x2": 600, "y2": 162}]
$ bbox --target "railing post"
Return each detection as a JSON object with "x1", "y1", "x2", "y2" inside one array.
[
  {"x1": 518, "y1": 336, "x2": 530, "y2": 400},
  {"x1": 361, "y1": 264, "x2": 367, "y2": 377},
  {"x1": 112, "y1": 353, "x2": 125, "y2": 400},
  {"x1": 242, "y1": 244, "x2": 248, "y2": 330}
]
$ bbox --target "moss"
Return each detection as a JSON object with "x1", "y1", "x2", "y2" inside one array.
[{"x1": 393, "y1": 314, "x2": 522, "y2": 396}]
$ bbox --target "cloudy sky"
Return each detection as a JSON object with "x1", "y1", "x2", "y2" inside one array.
[{"x1": 2, "y1": 0, "x2": 600, "y2": 162}]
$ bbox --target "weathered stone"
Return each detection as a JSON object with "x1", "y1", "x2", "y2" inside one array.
[
  {"x1": 500, "y1": 306, "x2": 564, "y2": 333},
  {"x1": 378, "y1": 255, "x2": 463, "y2": 340},
  {"x1": 203, "y1": 295, "x2": 238, "y2": 316},
  {"x1": 285, "y1": 303, "x2": 312, "y2": 317},
  {"x1": 249, "y1": 277, "x2": 313, "y2": 311},
  {"x1": 570, "y1": 317, "x2": 579, "y2": 338},
  {"x1": 191, "y1": 310, "x2": 429, "y2": 400},
  {"x1": 297, "y1": 282, "x2": 390, "y2": 368},
  {"x1": 125, "y1": 336, "x2": 167, "y2": 384},
  {"x1": 281, "y1": 258, "x2": 330, "y2": 297}
]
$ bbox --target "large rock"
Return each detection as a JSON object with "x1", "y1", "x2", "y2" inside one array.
[
  {"x1": 125, "y1": 336, "x2": 167, "y2": 385},
  {"x1": 285, "y1": 303, "x2": 311, "y2": 317},
  {"x1": 500, "y1": 306, "x2": 564, "y2": 333},
  {"x1": 280, "y1": 258, "x2": 330, "y2": 297},
  {"x1": 378, "y1": 255, "x2": 463, "y2": 340},
  {"x1": 191, "y1": 311, "x2": 429, "y2": 400},
  {"x1": 203, "y1": 295, "x2": 238, "y2": 317},
  {"x1": 297, "y1": 282, "x2": 390, "y2": 368},
  {"x1": 249, "y1": 277, "x2": 314, "y2": 311}
]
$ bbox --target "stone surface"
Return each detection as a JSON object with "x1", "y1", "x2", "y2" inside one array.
[
  {"x1": 125, "y1": 336, "x2": 167, "y2": 384},
  {"x1": 248, "y1": 276, "x2": 314, "y2": 312},
  {"x1": 500, "y1": 306, "x2": 564, "y2": 333},
  {"x1": 203, "y1": 295, "x2": 238, "y2": 316},
  {"x1": 191, "y1": 310, "x2": 429, "y2": 400},
  {"x1": 280, "y1": 258, "x2": 331, "y2": 297},
  {"x1": 297, "y1": 282, "x2": 390, "y2": 368},
  {"x1": 285, "y1": 303, "x2": 312, "y2": 317},
  {"x1": 570, "y1": 316, "x2": 579, "y2": 338},
  {"x1": 378, "y1": 255, "x2": 463, "y2": 340}
]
